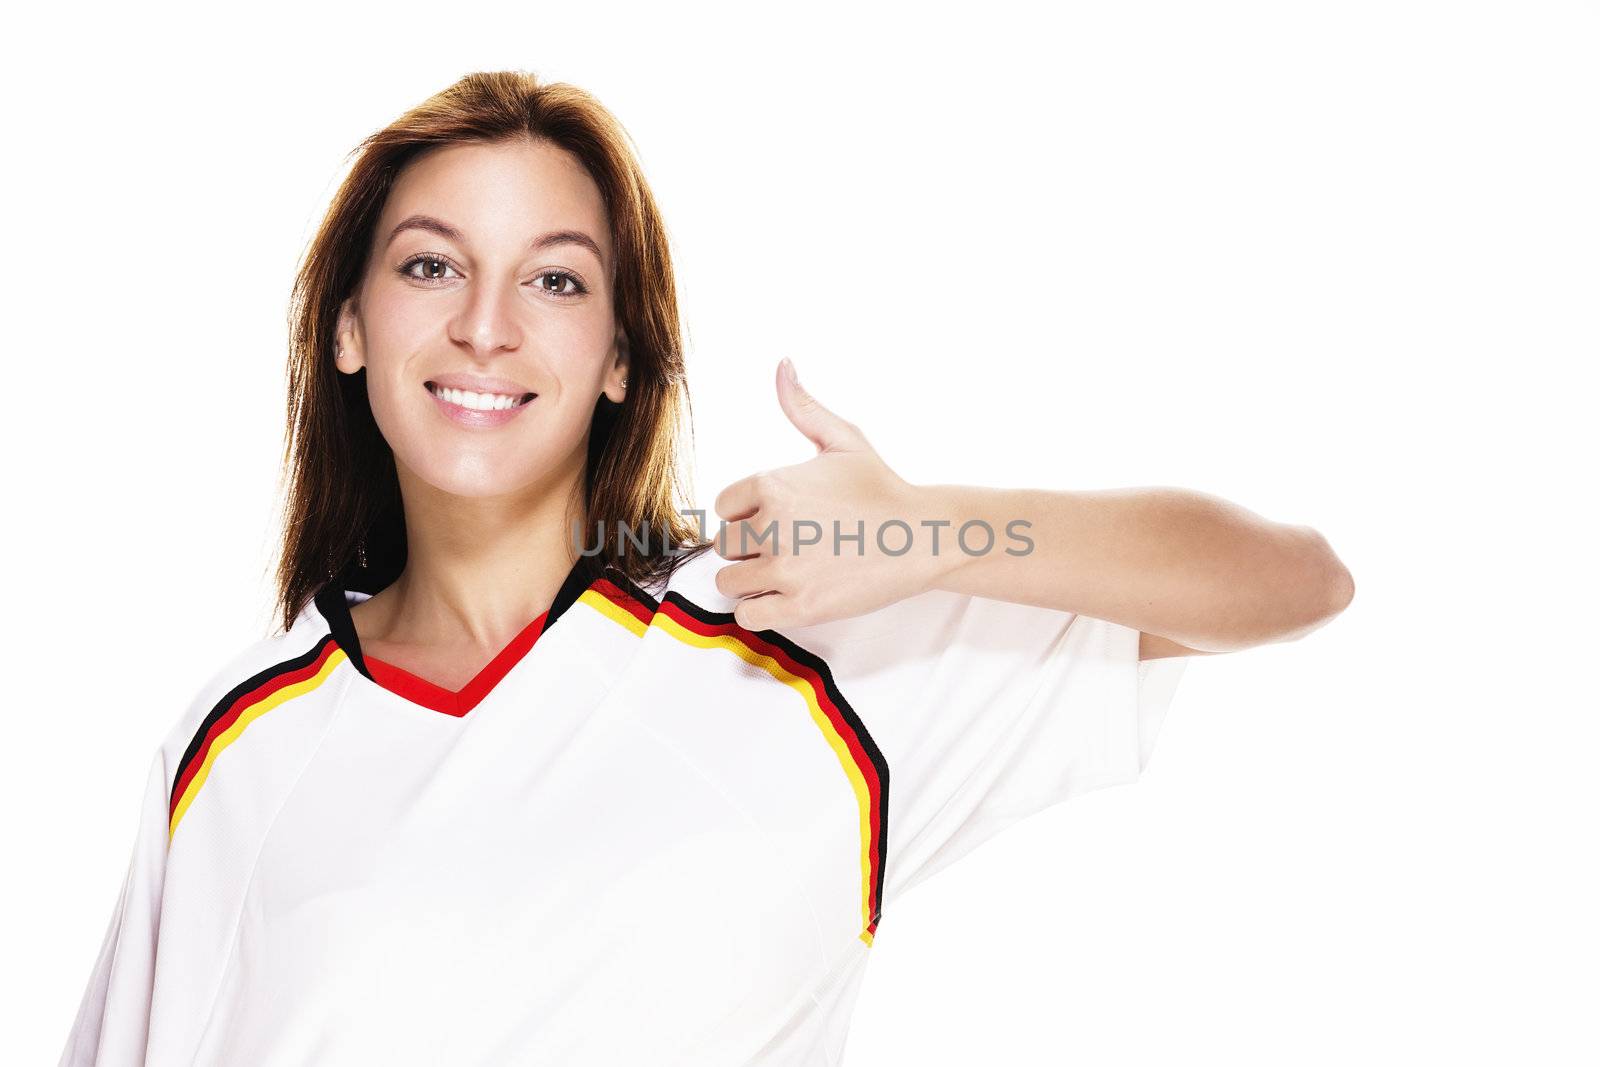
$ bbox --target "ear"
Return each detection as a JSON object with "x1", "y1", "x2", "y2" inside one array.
[
  {"x1": 603, "y1": 324, "x2": 631, "y2": 403},
  {"x1": 333, "y1": 295, "x2": 366, "y2": 375}
]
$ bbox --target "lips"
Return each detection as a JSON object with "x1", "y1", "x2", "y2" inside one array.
[
  {"x1": 425, "y1": 370, "x2": 537, "y2": 397},
  {"x1": 424, "y1": 381, "x2": 536, "y2": 410},
  {"x1": 424, "y1": 379, "x2": 538, "y2": 427}
]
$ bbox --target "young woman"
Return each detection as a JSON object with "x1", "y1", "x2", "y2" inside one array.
[{"x1": 58, "y1": 72, "x2": 1353, "y2": 1065}]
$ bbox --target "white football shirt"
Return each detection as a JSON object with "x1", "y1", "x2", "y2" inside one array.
[{"x1": 58, "y1": 544, "x2": 1188, "y2": 1065}]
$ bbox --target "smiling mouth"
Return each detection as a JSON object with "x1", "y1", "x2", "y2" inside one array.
[{"x1": 425, "y1": 381, "x2": 537, "y2": 411}]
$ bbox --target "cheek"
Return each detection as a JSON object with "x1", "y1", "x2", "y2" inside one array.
[
  {"x1": 361, "y1": 361, "x2": 597, "y2": 496},
  {"x1": 363, "y1": 293, "x2": 432, "y2": 365},
  {"x1": 357, "y1": 297, "x2": 435, "y2": 438},
  {"x1": 365, "y1": 364, "x2": 420, "y2": 435}
]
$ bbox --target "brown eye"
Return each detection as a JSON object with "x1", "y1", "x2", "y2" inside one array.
[
  {"x1": 396, "y1": 254, "x2": 461, "y2": 283},
  {"x1": 532, "y1": 269, "x2": 589, "y2": 298}
]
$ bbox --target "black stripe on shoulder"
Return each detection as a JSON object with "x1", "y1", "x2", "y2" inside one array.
[
  {"x1": 598, "y1": 564, "x2": 662, "y2": 614},
  {"x1": 660, "y1": 592, "x2": 889, "y2": 778},
  {"x1": 657, "y1": 588, "x2": 891, "y2": 919},
  {"x1": 170, "y1": 633, "x2": 340, "y2": 811}
]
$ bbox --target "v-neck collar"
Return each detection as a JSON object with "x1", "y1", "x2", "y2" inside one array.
[{"x1": 312, "y1": 554, "x2": 601, "y2": 718}]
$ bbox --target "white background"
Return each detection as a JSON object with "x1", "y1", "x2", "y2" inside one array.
[{"x1": 6, "y1": 1, "x2": 1595, "y2": 1063}]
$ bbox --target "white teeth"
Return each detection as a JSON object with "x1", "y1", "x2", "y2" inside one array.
[{"x1": 430, "y1": 384, "x2": 531, "y2": 411}]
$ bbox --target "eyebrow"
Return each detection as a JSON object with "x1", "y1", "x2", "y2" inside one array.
[{"x1": 384, "y1": 214, "x2": 604, "y2": 263}]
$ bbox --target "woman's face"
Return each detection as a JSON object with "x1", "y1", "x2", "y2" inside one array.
[{"x1": 335, "y1": 138, "x2": 626, "y2": 501}]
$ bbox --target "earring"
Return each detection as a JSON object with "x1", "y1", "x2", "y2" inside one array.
[
  {"x1": 356, "y1": 536, "x2": 368, "y2": 569},
  {"x1": 621, "y1": 377, "x2": 628, "y2": 389}
]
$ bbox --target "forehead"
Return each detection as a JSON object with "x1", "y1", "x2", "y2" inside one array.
[{"x1": 379, "y1": 139, "x2": 612, "y2": 262}]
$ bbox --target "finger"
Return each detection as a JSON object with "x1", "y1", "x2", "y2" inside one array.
[
  {"x1": 733, "y1": 590, "x2": 788, "y2": 634},
  {"x1": 776, "y1": 359, "x2": 866, "y2": 455},
  {"x1": 714, "y1": 557, "x2": 782, "y2": 601},
  {"x1": 713, "y1": 515, "x2": 774, "y2": 560},
  {"x1": 713, "y1": 472, "x2": 765, "y2": 523}
]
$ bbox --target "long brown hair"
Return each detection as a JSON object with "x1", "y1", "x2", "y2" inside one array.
[{"x1": 273, "y1": 71, "x2": 711, "y2": 634}]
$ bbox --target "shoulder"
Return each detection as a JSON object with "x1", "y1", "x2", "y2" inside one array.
[
  {"x1": 598, "y1": 547, "x2": 1060, "y2": 685},
  {"x1": 648, "y1": 543, "x2": 973, "y2": 659},
  {"x1": 154, "y1": 598, "x2": 347, "y2": 785},
  {"x1": 655, "y1": 542, "x2": 735, "y2": 603},
  {"x1": 587, "y1": 542, "x2": 739, "y2": 612}
]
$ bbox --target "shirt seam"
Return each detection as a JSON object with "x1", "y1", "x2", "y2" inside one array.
[
  {"x1": 183, "y1": 664, "x2": 360, "y2": 1065},
  {"x1": 628, "y1": 715, "x2": 835, "y2": 978},
  {"x1": 882, "y1": 606, "x2": 1079, "y2": 905}
]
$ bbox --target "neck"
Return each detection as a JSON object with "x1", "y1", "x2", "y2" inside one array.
[{"x1": 370, "y1": 459, "x2": 589, "y2": 651}]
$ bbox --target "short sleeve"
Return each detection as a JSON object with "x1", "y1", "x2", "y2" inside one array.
[
  {"x1": 57, "y1": 745, "x2": 172, "y2": 1067},
  {"x1": 852, "y1": 590, "x2": 1191, "y2": 906}
]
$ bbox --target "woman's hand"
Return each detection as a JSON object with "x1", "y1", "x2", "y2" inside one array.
[{"x1": 711, "y1": 359, "x2": 952, "y2": 632}]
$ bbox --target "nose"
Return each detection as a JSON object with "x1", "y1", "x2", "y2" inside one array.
[{"x1": 446, "y1": 275, "x2": 525, "y2": 359}]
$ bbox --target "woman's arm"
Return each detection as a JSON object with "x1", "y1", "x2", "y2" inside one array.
[
  {"x1": 915, "y1": 484, "x2": 1355, "y2": 655},
  {"x1": 713, "y1": 360, "x2": 1354, "y2": 648}
]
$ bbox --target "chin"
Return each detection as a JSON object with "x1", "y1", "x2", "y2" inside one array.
[
  {"x1": 406, "y1": 456, "x2": 555, "y2": 500},
  {"x1": 376, "y1": 398, "x2": 582, "y2": 502}
]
